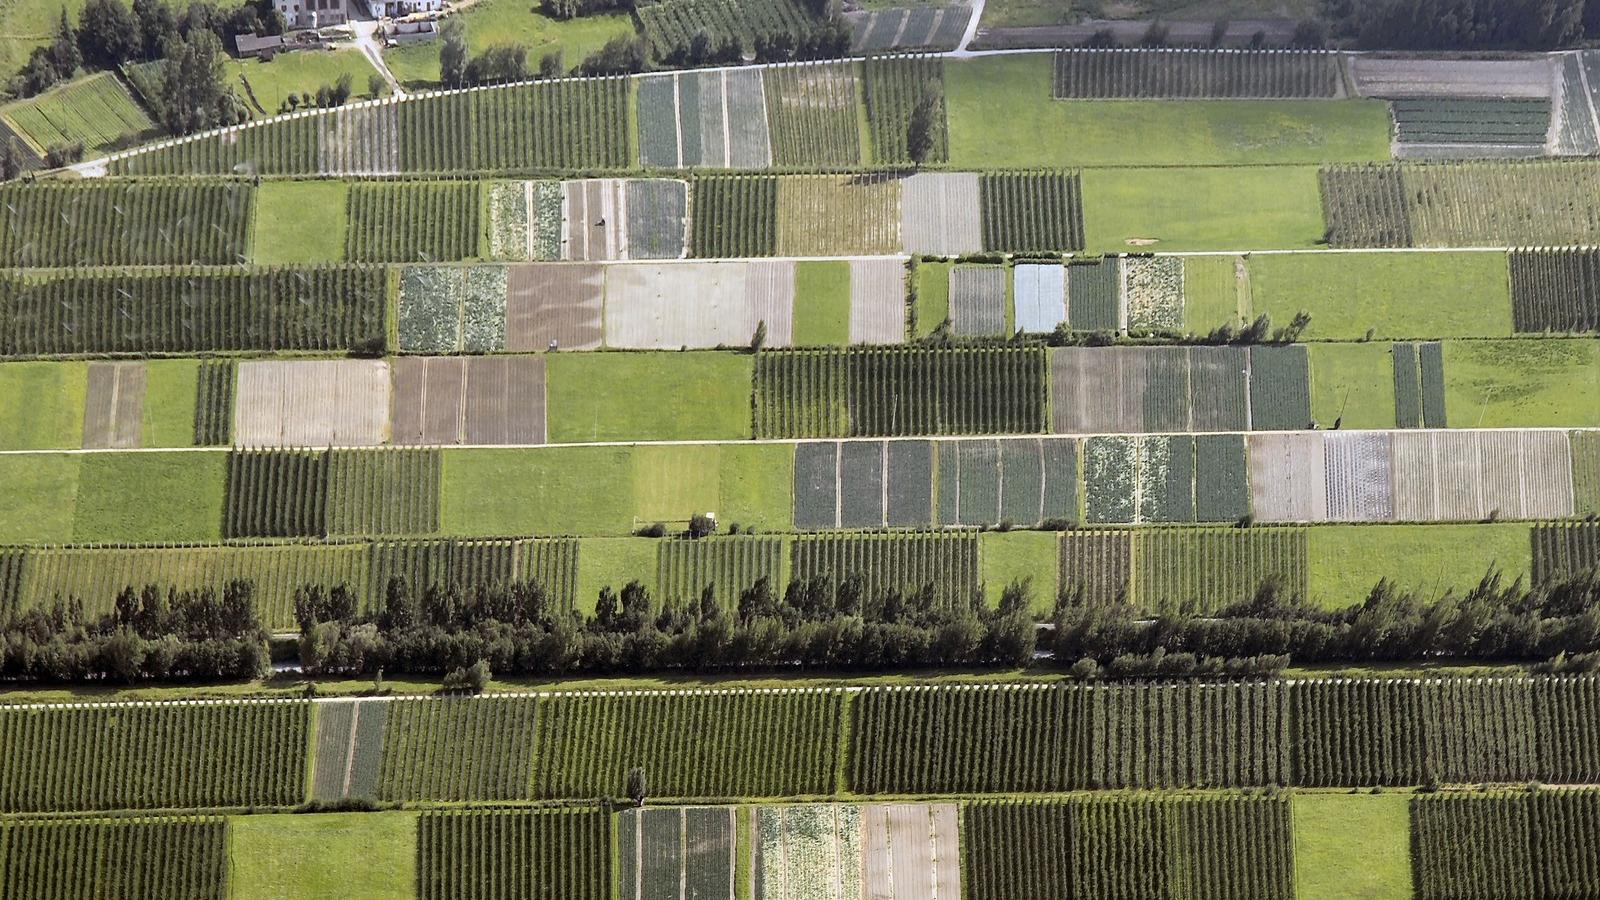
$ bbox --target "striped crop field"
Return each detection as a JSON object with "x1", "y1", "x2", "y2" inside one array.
[
  {"x1": 1052, "y1": 49, "x2": 1339, "y2": 99},
  {"x1": 417, "y1": 808, "x2": 610, "y2": 900},
  {"x1": 789, "y1": 532, "x2": 980, "y2": 609},
  {"x1": 377, "y1": 697, "x2": 538, "y2": 802},
  {"x1": 0, "y1": 816, "x2": 227, "y2": 900},
  {"x1": 0, "y1": 180, "x2": 253, "y2": 267},
  {"x1": 1410, "y1": 789, "x2": 1600, "y2": 900},
  {"x1": 656, "y1": 535, "x2": 786, "y2": 606},
  {"x1": 345, "y1": 182, "x2": 480, "y2": 263}
]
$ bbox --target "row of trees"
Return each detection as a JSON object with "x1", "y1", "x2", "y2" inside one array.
[
  {"x1": 1322, "y1": 0, "x2": 1600, "y2": 49},
  {"x1": 296, "y1": 575, "x2": 1037, "y2": 677},
  {"x1": 1, "y1": 581, "x2": 271, "y2": 682},
  {"x1": 1054, "y1": 569, "x2": 1600, "y2": 664}
]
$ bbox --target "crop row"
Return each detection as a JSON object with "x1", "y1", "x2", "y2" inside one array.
[
  {"x1": 1052, "y1": 49, "x2": 1339, "y2": 99},
  {"x1": 417, "y1": 809, "x2": 610, "y2": 900},
  {"x1": 0, "y1": 180, "x2": 252, "y2": 267},
  {"x1": 0, "y1": 816, "x2": 227, "y2": 900},
  {"x1": 1411, "y1": 790, "x2": 1600, "y2": 900},
  {"x1": 6, "y1": 678, "x2": 1600, "y2": 812}
]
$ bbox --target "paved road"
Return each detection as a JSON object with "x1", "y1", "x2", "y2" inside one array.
[{"x1": 351, "y1": 18, "x2": 406, "y2": 98}]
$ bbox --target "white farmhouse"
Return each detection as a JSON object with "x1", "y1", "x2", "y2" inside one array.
[
  {"x1": 366, "y1": 0, "x2": 444, "y2": 18},
  {"x1": 274, "y1": 0, "x2": 348, "y2": 29}
]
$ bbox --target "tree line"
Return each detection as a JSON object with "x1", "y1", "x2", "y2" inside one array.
[
  {"x1": 296, "y1": 574, "x2": 1037, "y2": 678},
  {"x1": 0, "y1": 581, "x2": 271, "y2": 682},
  {"x1": 1054, "y1": 568, "x2": 1600, "y2": 666}
]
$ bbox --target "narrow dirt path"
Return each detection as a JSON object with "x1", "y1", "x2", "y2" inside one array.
[
  {"x1": 953, "y1": 0, "x2": 986, "y2": 56},
  {"x1": 352, "y1": 20, "x2": 406, "y2": 98}
]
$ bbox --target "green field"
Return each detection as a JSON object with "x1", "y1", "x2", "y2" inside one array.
[
  {"x1": 1081, "y1": 166, "x2": 1326, "y2": 252},
  {"x1": 1307, "y1": 523, "x2": 1533, "y2": 609},
  {"x1": 228, "y1": 50, "x2": 385, "y2": 117},
  {"x1": 1307, "y1": 343, "x2": 1397, "y2": 429},
  {"x1": 574, "y1": 536, "x2": 659, "y2": 612},
  {"x1": 1, "y1": 71, "x2": 156, "y2": 154},
  {"x1": 229, "y1": 812, "x2": 416, "y2": 900},
  {"x1": 792, "y1": 261, "x2": 851, "y2": 345},
  {"x1": 440, "y1": 446, "x2": 635, "y2": 535},
  {"x1": 1292, "y1": 792, "x2": 1412, "y2": 900},
  {"x1": 980, "y1": 530, "x2": 1060, "y2": 613},
  {"x1": 0, "y1": 362, "x2": 85, "y2": 450},
  {"x1": 0, "y1": 453, "x2": 78, "y2": 542},
  {"x1": 71, "y1": 451, "x2": 225, "y2": 542},
  {"x1": 1248, "y1": 251, "x2": 1513, "y2": 340},
  {"x1": 945, "y1": 54, "x2": 1389, "y2": 168},
  {"x1": 141, "y1": 360, "x2": 200, "y2": 448},
  {"x1": 1181, "y1": 255, "x2": 1240, "y2": 333},
  {"x1": 913, "y1": 260, "x2": 952, "y2": 337},
  {"x1": 1443, "y1": 339, "x2": 1600, "y2": 428},
  {"x1": 546, "y1": 352, "x2": 752, "y2": 442},
  {"x1": 381, "y1": 3, "x2": 633, "y2": 87},
  {"x1": 253, "y1": 182, "x2": 349, "y2": 265}
]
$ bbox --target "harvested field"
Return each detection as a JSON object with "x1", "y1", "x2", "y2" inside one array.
[
  {"x1": 899, "y1": 172, "x2": 982, "y2": 256},
  {"x1": 1391, "y1": 430, "x2": 1574, "y2": 521},
  {"x1": 1066, "y1": 257, "x2": 1120, "y2": 330},
  {"x1": 1249, "y1": 432, "x2": 1328, "y2": 523},
  {"x1": 234, "y1": 359, "x2": 389, "y2": 448},
  {"x1": 1013, "y1": 263, "x2": 1066, "y2": 333},
  {"x1": 1318, "y1": 164, "x2": 1414, "y2": 248},
  {"x1": 605, "y1": 261, "x2": 752, "y2": 349},
  {"x1": 1509, "y1": 247, "x2": 1600, "y2": 333},
  {"x1": 1248, "y1": 345, "x2": 1312, "y2": 430},
  {"x1": 81, "y1": 362, "x2": 145, "y2": 450},
  {"x1": 1050, "y1": 346, "x2": 1250, "y2": 434},
  {"x1": 980, "y1": 171, "x2": 1085, "y2": 252},
  {"x1": 949, "y1": 266, "x2": 1007, "y2": 336},
  {"x1": 1060, "y1": 530, "x2": 1132, "y2": 604},
  {"x1": 390, "y1": 356, "x2": 546, "y2": 446},
  {"x1": 763, "y1": 62, "x2": 863, "y2": 167},
  {"x1": 848, "y1": 258, "x2": 907, "y2": 344},
  {"x1": 562, "y1": 178, "x2": 689, "y2": 261},
  {"x1": 1052, "y1": 49, "x2": 1340, "y2": 99},
  {"x1": 1556, "y1": 53, "x2": 1599, "y2": 156},
  {"x1": 690, "y1": 175, "x2": 779, "y2": 258},
  {"x1": 505, "y1": 263, "x2": 604, "y2": 351},
  {"x1": 1323, "y1": 431, "x2": 1395, "y2": 522},
  {"x1": 316, "y1": 103, "x2": 400, "y2": 175},
  {"x1": 1136, "y1": 527, "x2": 1310, "y2": 614},
  {"x1": 656, "y1": 536, "x2": 785, "y2": 606},
  {"x1": 857, "y1": 803, "x2": 962, "y2": 900},
  {"x1": 790, "y1": 532, "x2": 979, "y2": 608},
  {"x1": 777, "y1": 174, "x2": 901, "y2": 257},
  {"x1": 1347, "y1": 57, "x2": 1554, "y2": 99}
]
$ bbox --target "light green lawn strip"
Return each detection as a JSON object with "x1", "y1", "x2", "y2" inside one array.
[
  {"x1": 792, "y1": 261, "x2": 852, "y2": 346},
  {"x1": 227, "y1": 50, "x2": 385, "y2": 117},
  {"x1": 72, "y1": 451, "x2": 225, "y2": 542},
  {"x1": 440, "y1": 446, "x2": 635, "y2": 536},
  {"x1": 945, "y1": 54, "x2": 1389, "y2": 168},
  {"x1": 1249, "y1": 251, "x2": 1512, "y2": 340},
  {"x1": 1182, "y1": 255, "x2": 1239, "y2": 332},
  {"x1": 576, "y1": 537, "x2": 659, "y2": 614},
  {"x1": 1307, "y1": 343, "x2": 1396, "y2": 429},
  {"x1": 1308, "y1": 523, "x2": 1532, "y2": 610},
  {"x1": 1443, "y1": 338, "x2": 1600, "y2": 428},
  {"x1": 253, "y1": 181, "x2": 349, "y2": 265},
  {"x1": 229, "y1": 812, "x2": 416, "y2": 900},
  {"x1": 0, "y1": 361, "x2": 85, "y2": 450},
  {"x1": 633, "y1": 443, "x2": 722, "y2": 524},
  {"x1": 546, "y1": 352, "x2": 752, "y2": 442},
  {"x1": 0, "y1": 454, "x2": 78, "y2": 543},
  {"x1": 980, "y1": 531, "x2": 1058, "y2": 614},
  {"x1": 1292, "y1": 792, "x2": 1412, "y2": 900},
  {"x1": 381, "y1": 4, "x2": 633, "y2": 86},
  {"x1": 912, "y1": 260, "x2": 951, "y2": 337},
  {"x1": 1081, "y1": 166, "x2": 1326, "y2": 252},
  {"x1": 718, "y1": 443, "x2": 794, "y2": 532},
  {"x1": 141, "y1": 359, "x2": 199, "y2": 448}
]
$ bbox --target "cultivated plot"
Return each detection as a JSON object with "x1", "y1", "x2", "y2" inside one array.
[
  {"x1": 1050, "y1": 345, "x2": 1252, "y2": 434},
  {"x1": 937, "y1": 437, "x2": 1078, "y2": 527},
  {"x1": 638, "y1": 69, "x2": 774, "y2": 169},
  {"x1": 1347, "y1": 57, "x2": 1555, "y2": 99},
  {"x1": 316, "y1": 103, "x2": 401, "y2": 175},
  {"x1": 949, "y1": 266, "x2": 1007, "y2": 336},
  {"x1": 80, "y1": 362, "x2": 146, "y2": 450},
  {"x1": 791, "y1": 439, "x2": 934, "y2": 529},
  {"x1": 390, "y1": 356, "x2": 546, "y2": 446},
  {"x1": 778, "y1": 174, "x2": 902, "y2": 257},
  {"x1": 311, "y1": 699, "x2": 391, "y2": 803},
  {"x1": 618, "y1": 806, "x2": 735, "y2": 900},
  {"x1": 562, "y1": 178, "x2": 689, "y2": 261},
  {"x1": 848, "y1": 258, "x2": 907, "y2": 344},
  {"x1": 606, "y1": 261, "x2": 786, "y2": 349},
  {"x1": 505, "y1": 263, "x2": 604, "y2": 351},
  {"x1": 899, "y1": 172, "x2": 982, "y2": 256},
  {"x1": 235, "y1": 359, "x2": 389, "y2": 447},
  {"x1": 1013, "y1": 263, "x2": 1066, "y2": 333}
]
